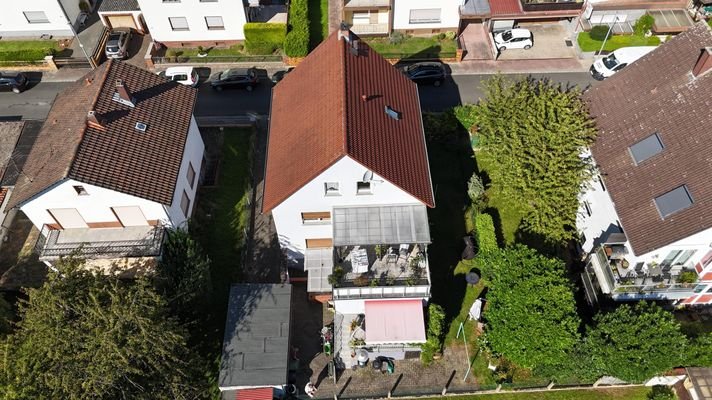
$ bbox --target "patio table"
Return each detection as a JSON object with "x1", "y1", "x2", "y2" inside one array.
[{"x1": 648, "y1": 264, "x2": 662, "y2": 277}]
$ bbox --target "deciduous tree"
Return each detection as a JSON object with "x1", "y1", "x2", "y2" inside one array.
[{"x1": 474, "y1": 76, "x2": 597, "y2": 243}]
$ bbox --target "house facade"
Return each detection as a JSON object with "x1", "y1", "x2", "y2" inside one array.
[
  {"x1": 578, "y1": 0, "x2": 695, "y2": 34},
  {"x1": 342, "y1": 0, "x2": 461, "y2": 36},
  {"x1": 98, "y1": 0, "x2": 147, "y2": 33},
  {"x1": 264, "y1": 28, "x2": 435, "y2": 365},
  {"x1": 578, "y1": 23, "x2": 712, "y2": 306},
  {"x1": 0, "y1": 0, "x2": 88, "y2": 38},
  {"x1": 8, "y1": 59, "x2": 204, "y2": 266},
  {"x1": 137, "y1": 0, "x2": 286, "y2": 47}
]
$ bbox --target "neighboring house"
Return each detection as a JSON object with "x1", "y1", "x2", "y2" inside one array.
[
  {"x1": 578, "y1": 0, "x2": 695, "y2": 34},
  {"x1": 263, "y1": 28, "x2": 435, "y2": 365},
  {"x1": 0, "y1": 121, "x2": 43, "y2": 247},
  {"x1": 7, "y1": 59, "x2": 205, "y2": 267},
  {"x1": 0, "y1": 0, "x2": 92, "y2": 38},
  {"x1": 578, "y1": 23, "x2": 712, "y2": 305},
  {"x1": 136, "y1": 0, "x2": 286, "y2": 48},
  {"x1": 218, "y1": 284, "x2": 292, "y2": 398},
  {"x1": 98, "y1": 0, "x2": 147, "y2": 33},
  {"x1": 341, "y1": 0, "x2": 461, "y2": 36}
]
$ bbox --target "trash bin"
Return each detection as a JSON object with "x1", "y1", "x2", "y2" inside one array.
[{"x1": 356, "y1": 350, "x2": 369, "y2": 367}]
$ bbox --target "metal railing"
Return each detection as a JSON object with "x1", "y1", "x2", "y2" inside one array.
[
  {"x1": 35, "y1": 225, "x2": 165, "y2": 260},
  {"x1": 520, "y1": 0, "x2": 583, "y2": 11},
  {"x1": 152, "y1": 54, "x2": 283, "y2": 64},
  {"x1": 333, "y1": 284, "x2": 430, "y2": 300}
]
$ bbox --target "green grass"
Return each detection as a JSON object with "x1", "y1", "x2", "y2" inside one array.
[
  {"x1": 445, "y1": 259, "x2": 483, "y2": 345},
  {"x1": 420, "y1": 386, "x2": 650, "y2": 400},
  {"x1": 365, "y1": 36, "x2": 457, "y2": 58},
  {"x1": 194, "y1": 129, "x2": 252, "y2": 295},
  {"x1": 577, "y1": 32, "x2": 660, "y2": 52},
  {"x1": 475, "y1": 150, "x2": 525, "y2": 245},
  {"x1": 0, "y1": 40, "x2": 59, "y2": 52},
  {"x1": 307, "y1": 0, "x2": 329, "y2": 49}
]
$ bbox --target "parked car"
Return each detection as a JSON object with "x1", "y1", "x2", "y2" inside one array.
[
  {"x1": 400, "y1": 62, "x2": 447, "y2": 86},
  {"x1": 271, "y1": 67, "x2": 294, "y2": 83},
  {"x1": 158, "y1": 66, "x2": 199, "y2": 87},
  {"x1": 0, "y1": 72, "x2": 28, "y2": 94},
  {"x1": 589, "y1": 46, "x2": 657, "y2": 80},
  {"x1": 210, "y1": 68, "x2": 259, "y2": 91},
  {"x1": 494, "y1": 29, "x2": 533, "y2": 52},
  {"x1": 105, "y1": 29, "x2": 132, "y2": 59}
]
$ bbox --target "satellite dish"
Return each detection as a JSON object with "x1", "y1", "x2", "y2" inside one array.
[{"x1": 363, "y1": 170, "x2": 374, "y2": 182}]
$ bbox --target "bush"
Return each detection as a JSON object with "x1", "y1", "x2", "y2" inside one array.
[
  {"x1": 389, "y1": 31, "x2": 406, "y2": 45},
  {"x1": 474, "y1": 213, "x2": 497, "y2": 254},
  {"x1": 634, "y1": 14, "x2": 655, "y2": 36},
  {"x1": 467, "y1": 173, "x2": 486, "y2": 208},
  {"x1": 244, "y1": 23, "x2": 286, "y2": 54},
  {"x1": 678, "y1": 270, "x2": 698, "y2": 284},
  {"x1": 647, "y1": 386, "x2": 675, "y2": 400},
  {"x1": 284, "y1": 0, "x2": 309, "y2": 57},
  {"x1": 421, "y1": 304, "x2": 446, "y2": 365},
  {"x1": 445, "y1": 31, "x2": 456, "y2": 40},
  {"x1": 708, "y1": 18, "x2": 712, "y2": 29},
  {"x1": 437, "y1": 33, "x2": 446, "y2": 40},
  {"x1": 0, "y1": 49, "x2": 53, "y2": 61},
  {"x1": 589, "y1": 25, "x2": 610, "y2": 41}
]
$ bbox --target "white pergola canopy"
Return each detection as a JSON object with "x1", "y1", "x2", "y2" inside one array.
[{"x1": 332, "y1": 204, "x2": 430, "y2": 246}]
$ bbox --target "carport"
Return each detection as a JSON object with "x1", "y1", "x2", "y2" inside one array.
[{"x1": 497, "y1": 23, "x2": 576, "y2": 60}]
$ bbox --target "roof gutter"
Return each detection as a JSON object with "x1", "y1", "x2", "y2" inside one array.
[
  {"x1": 414, "y1": 85, "x2": 436, "y2": 208},
  {"x1": 261, "y1": 86, "x2": 275, "y2": 215}
]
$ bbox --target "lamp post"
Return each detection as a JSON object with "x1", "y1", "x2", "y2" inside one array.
[
  {"x1": 598, "y1": 16, "x2": 618, "y2": 56},
  {"x1": 56, "y1": 0, "x2": 95, "y2": 69}
]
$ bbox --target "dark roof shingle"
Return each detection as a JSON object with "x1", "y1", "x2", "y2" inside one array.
[
  {"x1": 584, "y1": 23, "x2": 712, "y2": 255},
  {"x1": 98, "y1": 0, "x2": 140, "y2": 12},
  {"x1": 9, "y1": 60, "x2": 197, "y2": 208},
  {"x1": 263, "y1": 30, "x2": 434, "y2": 212}
]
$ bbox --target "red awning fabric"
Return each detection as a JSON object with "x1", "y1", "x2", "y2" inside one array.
[
  {"x1": 365, "y1": 299, "x2": 426, "y2": 345},
  {"x1": 236, "y1": 387, "x2": 273, "y2": 400}
]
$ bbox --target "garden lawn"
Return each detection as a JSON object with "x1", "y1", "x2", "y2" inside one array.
[
  {"x1": 365, "y1": 36, "x2": 457, "y2": 58},
  {"x1": 577, "y1": 32, "x2": 660, "y2": 52},
  {"x1": 0, "y1": 40, "x2": 60, "y2": 62},
  {"x1": 307, "y1": 0, "x2": 329, "y2": 49},
  {"x1": 420, "y1": 386, "x2": 650, "y2": 400},
  {"x1": 194, "y1": 128, "x2": 252, "y2": 299}
]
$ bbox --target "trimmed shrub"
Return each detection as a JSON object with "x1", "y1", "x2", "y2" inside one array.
[
  {"x1": 421, "y1": 304, "x2": 446, "y2": 365},
  {"x1": 589, "y1": 25, "x2": 610, "y2": 41},
  {"x1": 284, "y1": 0, "x2": 309, "y2": 57},
  {"x1": 445, "y1": 31, "x2": 456, "y2": 40},
  {"x1": 634, "y1": 14, "x2": 655, "y2": 36},
  {"x1": 647, "y1": 386, "x2": 675, "y2": 400},
  {"x1": 474, "y1": 213, "x2": 497, "y2": 254},
  {"x1": 467, "y1": 173, "x2": 486, "y2": 209},
  {"x1": 0, "y1": 48, "x2": 53, "y2": 61},
  {"x1": 708, "y1": 18, "x2": 712, "y2": 29},
  {"x1": 244, "y1": 23, "x2": 286, "y2": 54}
]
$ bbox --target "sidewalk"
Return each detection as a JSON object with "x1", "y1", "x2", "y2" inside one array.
[
  {"x1": 37, "y1": 68, "x2": 94, "y2": 82},
  {"x1": 449, "y1": 57, "x2": 592, "y2": 75}
]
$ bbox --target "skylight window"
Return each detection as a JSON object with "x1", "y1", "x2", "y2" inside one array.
[
  {"x1": 654, "y1": 185, "x2": 693, "y2": 218},
  {"x1": 629, "y1": 133, "x2": 664, "y2": 165}
]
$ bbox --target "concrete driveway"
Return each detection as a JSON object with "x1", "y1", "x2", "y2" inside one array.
[{"x1": 497, "y1": 23, "x2": 576, "y2": 60}]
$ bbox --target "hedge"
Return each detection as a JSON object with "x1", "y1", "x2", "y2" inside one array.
[
  {"x1": 244, "y1": 23, "x2": 286, "y2": 55},
  {"x1": 474, "y1": 213, "x2": 497, "y2": 254},
  {"x1": 0, "y1": 48, "x2": 53, "y2": 62},
  {"x1": 284, "y1": 0, "x2": 309, "y2": 57}
]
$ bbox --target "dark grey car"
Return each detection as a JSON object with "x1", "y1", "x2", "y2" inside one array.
[{"x1": 105, "y1": 29, "x2": 132, "y2": 59}]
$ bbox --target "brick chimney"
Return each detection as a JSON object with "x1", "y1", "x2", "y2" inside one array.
[
  {"x1": 86, "y1": 110, "x2": 105, "y2": 130},
  {"x1": 115, "y1": 79, "x2": 135, "y2": 106},
  {"x1": 692, "y1": 47, "x2": 712, "y2": 78},
  {"x1": 338, "y1": 21, "x2": 351, "y2": 42}
]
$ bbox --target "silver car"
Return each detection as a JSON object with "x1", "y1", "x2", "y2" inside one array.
[{"x1": 105, "y1": 29, "x2": 132, "y2": 59}]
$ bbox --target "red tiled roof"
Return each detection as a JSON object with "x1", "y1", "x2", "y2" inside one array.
[
  {"x1": 0, "y1": 187, "x2": 8, "y2": 207},
  {"x1": 263, "y1": 30, "x2": 434, "y2": 212},
  {"x1": 8, "y1": 60, "x2": 197, "y2": 208},
  {"x1": 236, "y1": 387, "x2": 273, "y2": 400},
  {"x1": 583, "y1": 23, "x2": 712, "y2": 255},
  {"x1": 490, "y1": 0, "x2": 522, "y2": 15}
]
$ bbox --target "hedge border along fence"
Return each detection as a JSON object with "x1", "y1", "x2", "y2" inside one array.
[
  {"x1": 0, "y1": 48, "x2": 55, "y2": 62},
  {"x1": 244, "y1": 23, "x2": 287, "y2": 55},
  {"x1": 474, "y1": 213, "x2": 497, "y2": 254},
  {"x1": 284, "y1": 0, "x2": 309, "y2": 57}
]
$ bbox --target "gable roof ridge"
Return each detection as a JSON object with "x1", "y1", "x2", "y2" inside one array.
[
  {"x1": 65, "y1": 59, "x2": 113, "y2": 179},
  {"x1": 340, "y1": 37, "x2": 349, "y2": 155}
]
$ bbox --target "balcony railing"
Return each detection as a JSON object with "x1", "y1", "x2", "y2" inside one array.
[
  {"x1": 520, "y1": 0, "x2": 583, "y2": 11},
  {"x1": 333, "y1": 284, "x2": 430, "y2": 300},
  {"x1": 36, "y1": 224, "x2": 165, "y2": 260},
  {"x1": 350, "y1": 23, "x2": 389, "y2": 35}
]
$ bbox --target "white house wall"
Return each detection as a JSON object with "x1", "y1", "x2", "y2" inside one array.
[
  {"x1": 165, "y1": 116, "x2": 205, "y2": 227},
  {"x1": 137, "y1": 0, "x2": 247, "y2": 44},
  {"x1": 334, "y1": 297, "x2": 427, "y2": 315},
  {"x1": 0, "y1": 0, "x2": 77, "y2": 38},
  {"x1": 270, "y1": 156, "x2": 424, "y2": 264},
  {"x1": 20, "y1": 179, "x2": 170, "y2": 231},
  {"x1": 392, "y1": 0, "x2": 461, "y2": 31}
]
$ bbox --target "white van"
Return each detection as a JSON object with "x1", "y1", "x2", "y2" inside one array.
[{"x1": 590, "y1": 46, "x2": 657, "y2": 80}]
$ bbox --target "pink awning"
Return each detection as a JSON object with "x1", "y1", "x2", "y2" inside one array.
[{"x1": 365, "y1": 299, "x2": 426, "y2": 345}]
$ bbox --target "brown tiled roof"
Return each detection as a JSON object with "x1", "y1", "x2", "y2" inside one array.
[
  {"x1": 584, "y1": 23, "x2": 712, "y2": 255},
  {"x1": 263, "y1": 30, "x2": 434, "y2": 213},
  {"x1": 8, "y1": 60, "x2": 197, "y2": 208}
]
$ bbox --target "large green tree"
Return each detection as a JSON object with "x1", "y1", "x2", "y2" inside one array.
[
  {"x1": 581, "y1": 302, "x2": 687, "y2": 382},
  {"x1": 0, "y1": 256, "x2": 206, "y2": 400},
  {"x1": 481, "y1": 245, "x2": 580, "y2": 370},
  {"x1": 474, "y1": 76, "x2": 597, "y2": 243}
]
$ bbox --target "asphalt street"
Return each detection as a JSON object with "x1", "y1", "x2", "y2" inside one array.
[{"x1": 0, "y1": 71, "x2": 598, "y2": 121}]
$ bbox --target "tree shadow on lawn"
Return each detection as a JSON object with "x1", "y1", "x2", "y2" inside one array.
[{"x1": 426, "y1": 110, "x2": 478, "y2": 331}]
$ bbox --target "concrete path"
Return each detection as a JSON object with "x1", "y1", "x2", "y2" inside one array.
[{"x1": 451, "y1": 57, "x2": 590, "y2": 75}]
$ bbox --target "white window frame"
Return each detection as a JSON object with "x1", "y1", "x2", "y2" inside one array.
[
  {"x1": 301, "y1": 212, "x2": 332, "y2": 225},
  {"x1": 409, "y1": 8, "x2": 441, "y2": 24},
  {"x1": 169, "y1": 17, "x2": 189, "y2": 31},
  {"x1": 205, "y1": 16, "x2": 224, "y2": 30},
  {"x1": 356, "y1": 181, "x2": 372, "y2": 195},
  {"x1": 23, "y1": 11, "x2": 49, "y2": 24},
  {"x1": 325, "y1": 182, "x2": 340, "y2": 196}
]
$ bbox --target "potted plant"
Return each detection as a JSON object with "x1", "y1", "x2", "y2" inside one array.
[
  {"x1": 677, "y1": 270, "x2": 698, "y2": 286},
  {"x1": 328, "y1": 266, "x2": 344, "y2": 288},
  {"x1": 197, "y1": 46, "x2": 208, "y2": 57},
  {"x1": 350, "y1": 318, "x2": 360, "y2": 332},
  {"x1": 375, "y1": 244, "x2": 384, "y2": 259}
]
